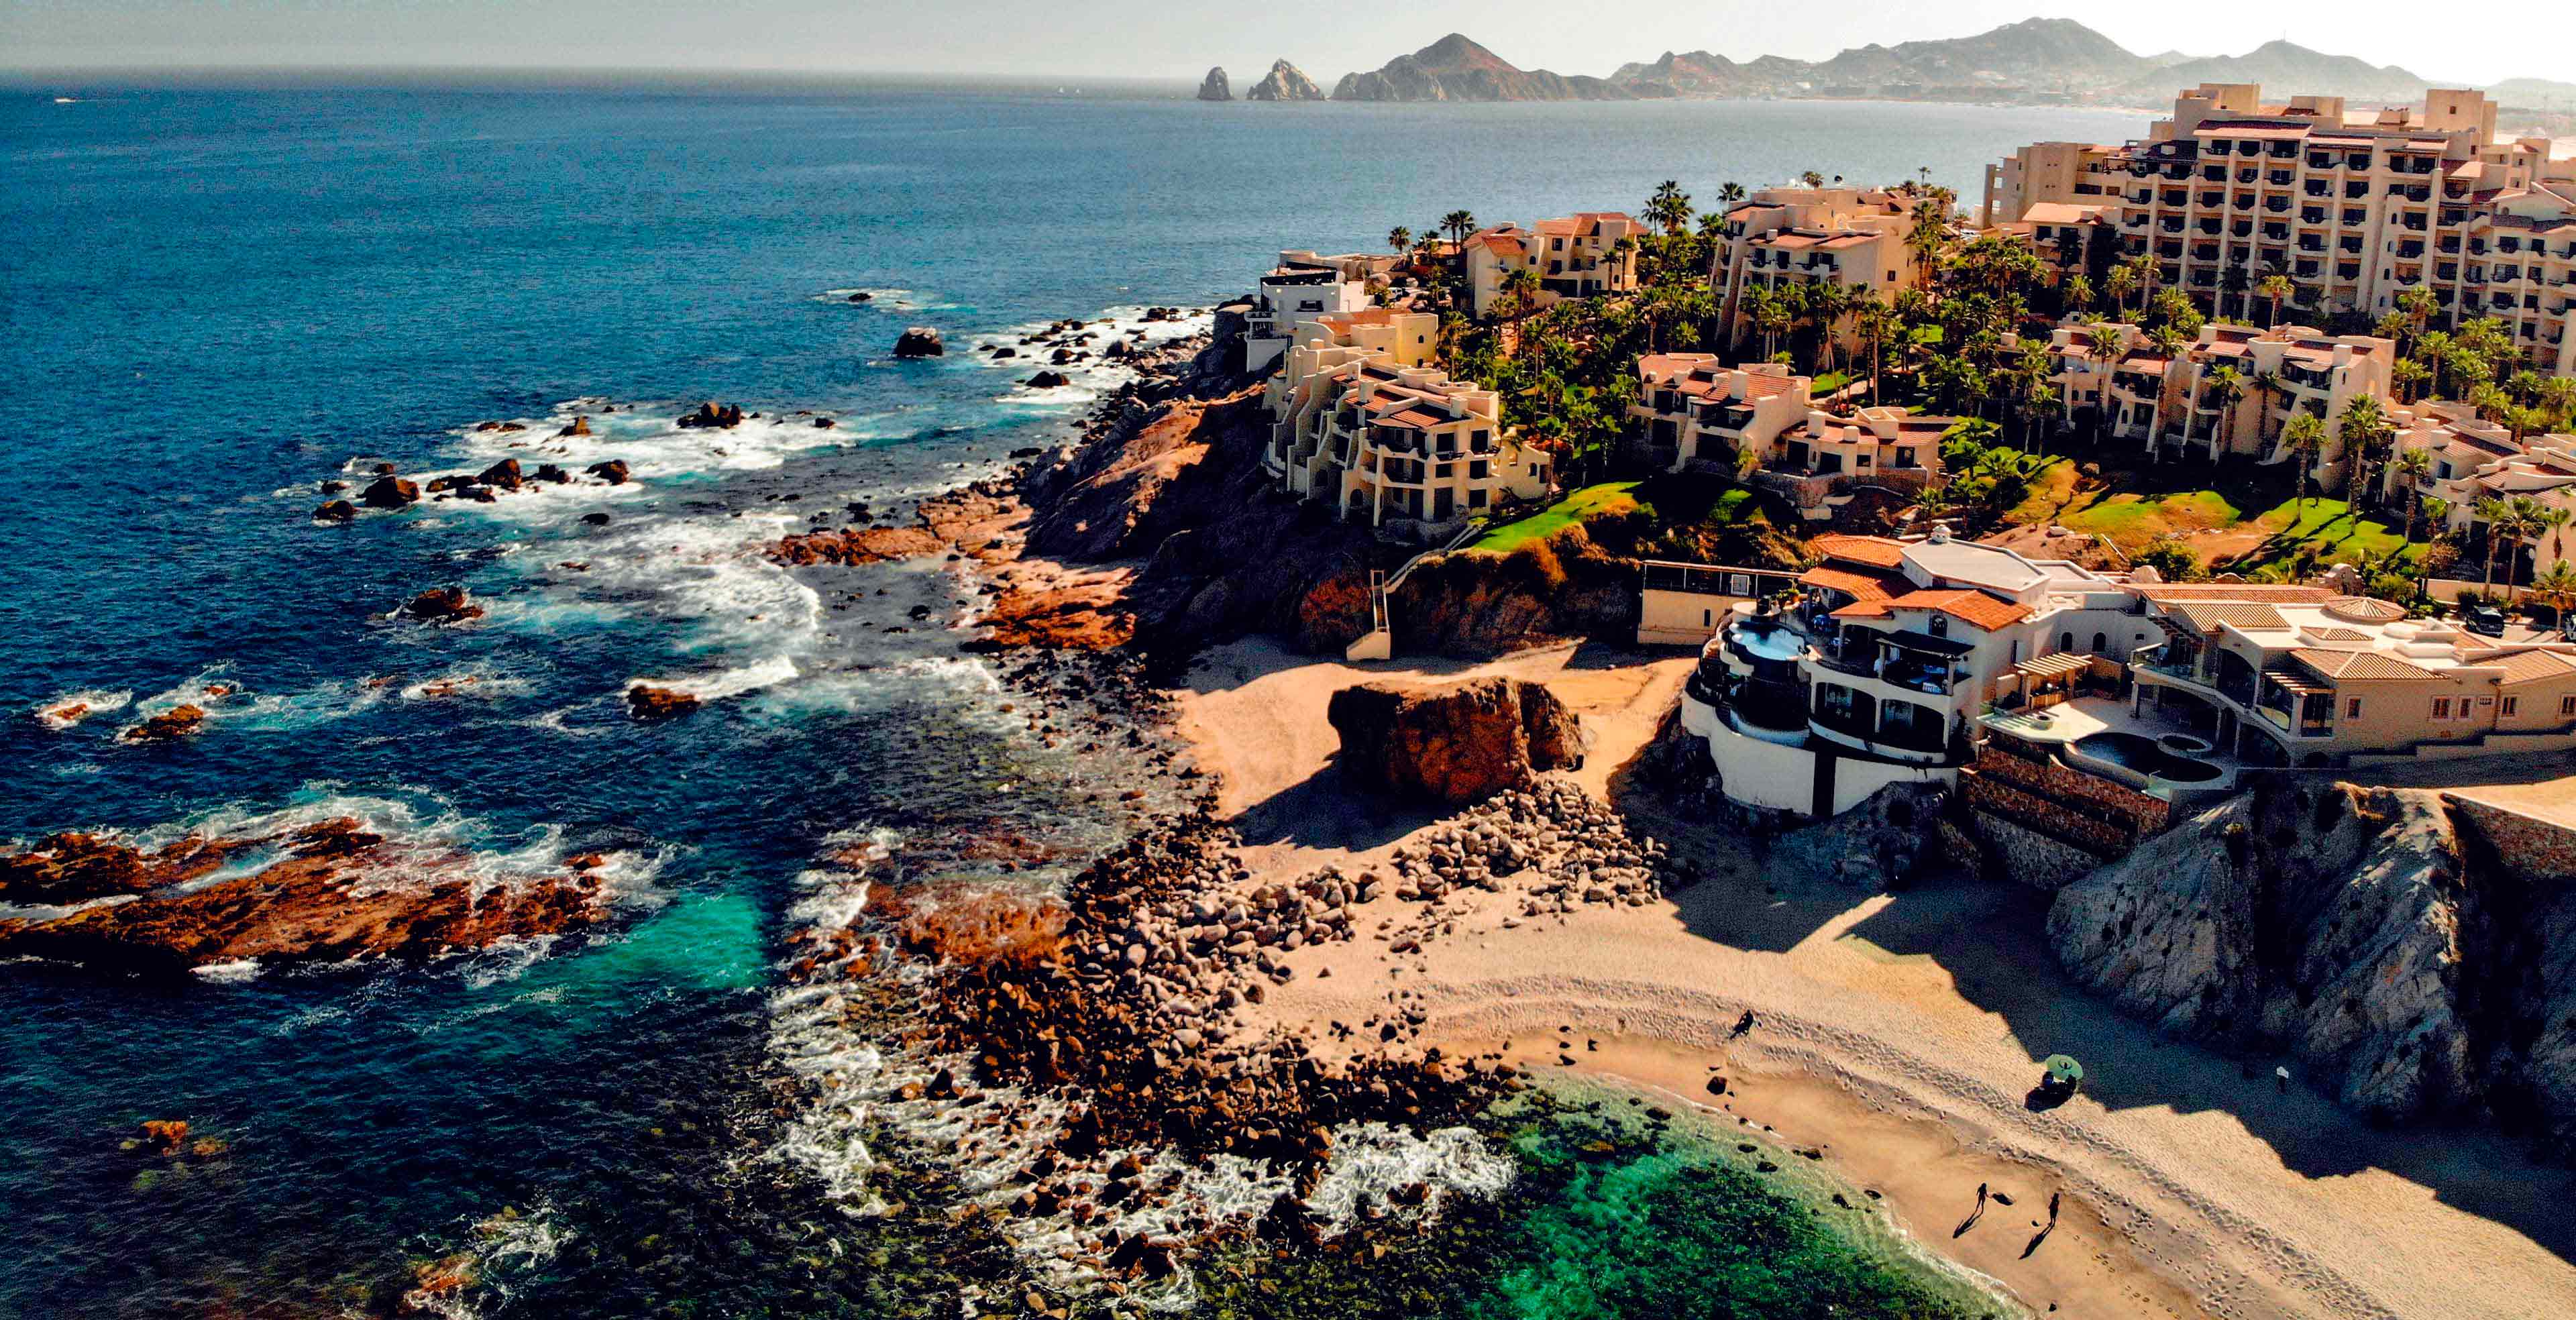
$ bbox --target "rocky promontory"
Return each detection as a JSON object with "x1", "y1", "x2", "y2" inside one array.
[
  {"x1": 1332, "y1": 34, "x2": 1632, "y2": 102},
  {"x1": 1327, "y1": 676, "x2": 1585, "y2": 806},
  {"x1": 0, "y1": 820, "x2": 617, "y2": 977},
  {"x1": 2048, "y1": 779, "x2": 2576, "y2": 1152}
]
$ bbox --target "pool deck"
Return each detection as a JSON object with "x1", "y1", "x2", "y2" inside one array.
[{"x1": 1982, "y1": 696, "x2": 2243, "y2": 800}]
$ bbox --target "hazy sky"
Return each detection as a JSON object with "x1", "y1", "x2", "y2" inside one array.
[{"x1": 5, "y1": 1, "x2": 2570, "y2": 88}]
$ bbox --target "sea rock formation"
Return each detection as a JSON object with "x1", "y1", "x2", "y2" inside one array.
[
  {"x1": 475, "y1": 458, "x2": 523, "y2": 490},
  {"x1": 625, "y1": 685, "x2": 700, "y2": 720},
  {"x1": 1766, "y1": 781, "x2": 1975, "y2": 891},
  {"x1": 766, "y1": 524, "x2": 945, "y2": 565},
  {"x1": 360, "y1": 475, "x2": 420, "y2": 509},
  {"x1": 1025, "y1": 370, "x2": 1071, "y2": 389},
  {"x1": 1326, "y1": 676, "x2": 1583, "y2": 806},
  {"x1": 894, "y1": 327, "x2": 945, "y2": 358},
  {"x1": 2049, "y1": 779, "x2": 2576, "y2": 1150},
  {"x1": 313, "y1": 499, "x2": 356, "y2": 522},
  {"x1": 1244, "y1": 59, "x2": 1327, "y2": 102},
  {"x1": 676, "y1": 400, "x2": 745, "y2": 430},
  {"x1": 119, "y1": 705, "x2": 205, "y2": 743},
  {"x1": 0, "y1": 820, "x2": 613, "y2": 976},
  {"x1": 398, "y1": 586, "x2": 484, "y2": 624},
  {"x1": 1332, "y1": 34, "x2": 1631, "y2": 102},
  {"x1": 585, "y1": 459, "x2": 630, "y2": 485},
  {"x1": 1195, "y1": 66, "x2": 1231, "y2": 101}
]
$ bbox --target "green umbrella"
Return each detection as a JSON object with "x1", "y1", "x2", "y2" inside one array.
[{"x1": 2043, "y1": 1054, "x2": 2085, "y2": 1084}]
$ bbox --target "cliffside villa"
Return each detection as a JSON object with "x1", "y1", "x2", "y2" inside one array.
[
  {"x1": 1676, "y1": 527, "x2": 2576, "y2": 821},
  {"x1": 1984, "y1": 83, "x2": 2576, "y2": 372},
  {"x1": 1629, "y1": 355, "x2": 1946, "y2": 516},
  {"x1": 1243, "y1": 250, "x2": 1397, "y2": 373},
  {"x1": 1463, "y1": 212, "x2": 1645, "y2": 318}
]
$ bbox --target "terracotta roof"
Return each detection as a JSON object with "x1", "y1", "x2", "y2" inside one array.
[
  {"x1": 1799, "y1": 565, "x2": 1906, "y2": 602},
  {"x1": 2484, "y1": 649, "x2": 2576, "y2": 685},
  {"x1": 1746, "y1": 374, "x2": 1803, "y2": 399},
  {"x1": 2293, "y1": 649, "x2": 2438, "y2": 681},
  {"x1": 1809, "y1": 534, "x2": 1907, "y2": 569},
  {"x1": 1835, "y1": 588, "x2": 2030, "y2": 631},
  {"x1": 2166, "y1": 601, "x2": 2292, "y2": 633}
]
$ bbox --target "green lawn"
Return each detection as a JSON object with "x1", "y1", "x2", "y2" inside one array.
[
  {"x1": 2231, "y1": 498, "x2": 2411, "y2": 569},
  {"x1": 2002, "y1": 457, "x2": 2420, "y2": 571},
  {"x1": 1471, "y1": 482, "x2": 1646, "y2": 553}
]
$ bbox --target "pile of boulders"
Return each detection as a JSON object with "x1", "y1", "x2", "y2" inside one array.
[{"x1": 1380, "y1": 781, "x2": 1673, "y2": 918}]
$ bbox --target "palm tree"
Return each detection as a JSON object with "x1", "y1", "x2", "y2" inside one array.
[
  {"x1": 2257, "y1": 273, "x2": 2295, "y2": 328},
  {"x1": 2203, "y1": 366, "x2": 2246, "y2": 458},
  {"x1": 2283, "y1": 412, "x2": 2327, "y2": 514},
  {"x1": 2392, "y1": 446, "x2": 2434, "y2": 545},
  {"x1": 2104, "y1": 263, "x2": 2137, "y2": 321},
  {"x1": 2248, "y1": 370, "x2": 2284, "y2": 456},
  {"x1": 1807, "y1": 280, "x2": 1851, "y2": 376},
  {"x1": 1499, "y1": 267, "x2": 1543, "y2": 359},
  {"x1": 2336, "y1": 395, "x2": 2396, "y2": 512},
  {"x1": 2218, "y1": 265, "x2": 2252, "y2": 320},
  {"x1": 1718, "y1": 182, "x2": 1746, "y2": 207},
  {"x1": 2062, "y1": 272, "x2": 2094, "y2": 317},
  {"x1": 1750, "y1": 288, "x2": 1793, "y2": 362},
  {"x1": 2084, "y1": 323, "x2": 2124, "y2": 440},
  {"x1": 1440, "y1": 210, "x2": 1478, "y2": 272},
  {"x1": 2531, "y1": 558, "x2": 2576, "y2": 626},
  {"x1": 2391, "y1": 358, "x2": 2431, "y2": 405},
  {"x1": 1387, "y1": 225, "x2": 1411, "y2": 256},
  {"x1": 1849, "y1": 287, "x2": 1888, "y2": 403},
  {"x1": 1905, "y1": 199, "x2": 1948, "y2": 295},
  {"x1": 2538, "y1": 505, "x2": 2575, "y2": 579},
  {"x1": 2476, "y1": 496, "x2": 2548, "y2": 598},
  {"x1": 1646, "y1": 181, "x2": 1693, "y2": 236}
]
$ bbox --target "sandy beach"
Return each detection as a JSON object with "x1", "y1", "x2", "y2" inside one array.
[{"x1": 1172, "y1": 636, "x2": 2576, "y2": 1320}]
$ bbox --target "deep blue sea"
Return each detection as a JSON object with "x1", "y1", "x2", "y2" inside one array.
[{"x1": 0, "y1": 85, "x2": 2139, "y2": 1317}]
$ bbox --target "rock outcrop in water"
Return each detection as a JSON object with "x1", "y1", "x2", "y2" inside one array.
[
  {"x1": 676, "y1": 400, "x2": 745, "y2": 429},
  {"x1": 1327, "y1": 677, "x2": 1584, "y2": 806},
  {"x1": 1195, "y1": 67, "x2": 1230, "y2": 101},
  {"x1": 0, "y1": 820, "x2": 614, "y2": 976},
  {"x1": 1244, "y1": 59, "x2": 1327, "y2": 102},
  {"x1": 624, "y1": 685, "x2": 700, "y2": 720},
  {"x1": 894, "y1": 327, "x2": 945, "y2": 358},
  {"x1": 2048, "y1": 779, "x2": 2576, "y2": 1152},
  {"x1": 399, "y1": 586, "x2": 484, "y2": 624},
  {"x1": 360, "y1": 475, "x2": 420, "y2": 509},
  {"x1": 119, "y1": 704, "x2": 205, "y2": 743}
]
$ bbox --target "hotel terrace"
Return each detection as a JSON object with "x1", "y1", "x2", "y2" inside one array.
[
  {"x1": 1984, "y1": 84, "x2": 2576, "y2": 373},
  {"x1": 1676, "y1": 529, "x2": 2576, "y2": 821},
  {"x1": 1242, "y1": 250, "x2": 1397, "y2": 374},
  {"x1": 1707, "y1": 188, "x2": 1923, "y2": 351},
  {"x1": 2380, "y1": 399, "x2": 2576, "y2": 572},
  {"x1": 2039, "y1": 321, "x2": 2396, "y2": 476},
  {"x1": 1630, "y1": 355, "x2": 1946, "y2": 517},
  {"x1": 1463, "y1": 213, "x2": 1644, "y2": 319}
]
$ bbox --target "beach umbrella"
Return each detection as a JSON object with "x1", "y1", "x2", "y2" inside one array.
[{"x1": 2043, "y1": 1054, "x2": 2084, "y2": 1085}]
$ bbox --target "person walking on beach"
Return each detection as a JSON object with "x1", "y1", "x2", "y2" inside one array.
[
  {"x1": 2047, "y1": 1191, "x2": 2061, "y2": 1225},
  {"x1": 1731, "y1": 1010, "x2": 1757, "y2": 1040}
]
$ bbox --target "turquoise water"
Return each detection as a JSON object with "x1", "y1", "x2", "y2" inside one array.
[{"x1": 0, "y1": 85, "x2": 2122, "y2": 1314}]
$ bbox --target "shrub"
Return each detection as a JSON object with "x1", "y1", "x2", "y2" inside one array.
[{"x1": 2133, "y1": 541, "x2": 2204, "y2": 583}]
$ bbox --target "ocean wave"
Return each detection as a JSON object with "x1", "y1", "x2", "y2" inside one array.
[
  {"x1": 191, "y1": 957, "x2": 264, "y2": 984},
  {"x1": 402, "y1": 1202, "x2": 575, "y2": 1320},
  {"x1": 818, "y1": 286, "x2": 961, "y2": 312}
]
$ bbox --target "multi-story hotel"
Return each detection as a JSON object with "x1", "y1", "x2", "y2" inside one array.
[
  {"x1": 2040, "y1": 321, "x2": 2397, "y2": 478},
  {"x1": 1242, "y1": 250, "x2": 1397, "y2": 373},
  {"x1": 2381, "y1": 400, "x2": 2576, "y2": 574},
  {"x1": 1260, "y1": 311, "x2": 1554, "y2": 536},
  {"x1": 1462, "y1": 213, "x2": 1644, "y2": 318},
  {"x1": 1674, "y1": 528, "x2": 2576, "y2": 820},
  {"x1": 1707, "y1": 187, "x2": 1924, "y2": 350},
  {"x1": 1985, "y1": 84, "x2": 2576, "y2": 373},
  {"x1": 1629, "y1": 355, "x2": 1945, "y2": 516}
]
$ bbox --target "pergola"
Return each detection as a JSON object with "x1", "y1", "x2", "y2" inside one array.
[{"x1": 2004, "y1": 651, "x2": 2091, "y2": 710}]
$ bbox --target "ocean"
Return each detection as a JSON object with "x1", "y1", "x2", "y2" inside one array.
[{"x1": 0, "y1": 85, "x2": 2137, "y2": 1317}]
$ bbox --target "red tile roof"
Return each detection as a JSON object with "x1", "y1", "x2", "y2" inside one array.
[{"x1": 1809, "y1": 534, "x2": 1907, "y2": 569}]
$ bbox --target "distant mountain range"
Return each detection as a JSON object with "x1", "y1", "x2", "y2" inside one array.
[{"x1": 1238, "y1": 19, "x2": 2563, "y2": 111}]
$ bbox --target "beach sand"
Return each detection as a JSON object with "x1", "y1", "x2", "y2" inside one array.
[{"x1": 1173, "y1": 636, "x2": 2576, "y2": 1320}]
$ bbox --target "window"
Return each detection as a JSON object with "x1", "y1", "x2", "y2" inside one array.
[
  {"x1": 2563, "y1": 696, "x2": 2576, "y2": 717},
  {"x1": 1927, "y1": 614, "x2": 1948, "y2": 637},
  {"x1": 2345, "y1": 697, "x2": 2363, "y2": 719},
  {"x1": 2501, "y1": 696, "x2": 2520, "y2": 717},
  {"x1": 2009, "y1": 639, "x2": 2021, "y2": 665},
  {"x1": 2059, "y1": 632, "x2": 2075, "y2": 653},
  {"x1": 2093, "y1": 632, "x2": 2108, "y2": 653},
  {"x1": 2432, "y1": 697, "x2": 2451, "y2": 719}
]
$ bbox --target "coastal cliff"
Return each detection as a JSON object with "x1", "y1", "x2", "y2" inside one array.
[{"x1": 2047, "y1": 780, "x2": 2576, "y2": 1154}]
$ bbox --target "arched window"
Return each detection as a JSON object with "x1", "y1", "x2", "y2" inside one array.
[
  {"x1": 2092, "y1": 631, "x2": 2108, "y2": 653},
  {"x1": 2059, "y1": 632, "x2": 2074, "y2": 652}
]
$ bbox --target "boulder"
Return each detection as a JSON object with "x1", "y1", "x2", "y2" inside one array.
[
  {"x1": 1196, "y1": 66, "x2": 1232, "y2": 101},
  {"x1": 1245, "y1": 58, "x2": 1328, "y2": 102},
  {"x1": 398, "y1": 586, "x2": 484, "y2": 624},
  {"x1": 359, "y1": 476, "x2": 419, "y2": 509},
  {"x1": 532, "y1": 463, "x2": 572, "y2": 484},
  {"x1": 313, "y1": 499, "x2": 356, "y2": 523},
  {"x1": 585, "y1": 459, "x2": 630, "y2": 485},
  {"x1": 121, "y1": 706, "x2": 205, "y2": 743},
  {"x1": 475, "y1": 458, "x2": 523, "y2": 491},
  {"x1": 581, "y1": 512, "x2": 612, "y2": 527},
  {"x1": 625, "y1": 685, "x2": 700, "y2": 720},
  {"x1": 894, "y1": 327, "x2": 945, "y2": 358},
  {"x1": 557, "y1": 415, "x2": 592, "y2": 437},
  {"x1": 1326, "y1": 677, "x2": 1582, "y2": 806},
  {"x1": 676, "y1": 401, "x2": 745, "y2": 430},
  {"x1": 1026, "y1": 370, "x2": 1072, "y2": 389},
  {"x1": 846, "y1": 290, "x2": 873, "y2": 303}
]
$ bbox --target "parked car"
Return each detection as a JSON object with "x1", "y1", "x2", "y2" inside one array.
[{"x1": 2465, "y1": 605, "x2": 2508, "y2": 637}]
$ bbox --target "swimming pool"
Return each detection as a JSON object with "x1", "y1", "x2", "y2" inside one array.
[
  {"x1": 2072, "y1": 732, "x2": 2224, "y2": 787},
  {"x1": 1729, "y1": 619, "x2": 1807, "y2": 662}
]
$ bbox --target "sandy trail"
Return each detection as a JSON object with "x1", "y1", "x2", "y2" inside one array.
[{"x1": 1174, "y1": 636, "x2": 2576, "y2": 1320}]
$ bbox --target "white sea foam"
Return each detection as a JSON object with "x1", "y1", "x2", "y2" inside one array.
[
  {"x1": 818, "y1": 286, "x2": 959, "y2": 311},
  {"x1": 191, "y1": 958, "x2": 264, "y2": 984},
  {"x1": 32, "y1": 688, "x2": 131, "y2": 730}
]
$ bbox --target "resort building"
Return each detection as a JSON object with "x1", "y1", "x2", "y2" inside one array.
[
  {"x1": 2127, "y1": 585, "x2": 2576, "y2": 767},
  {"x1": 1984, "y1": 84, "x2": 2576, "y2": 372},
  {"x1": 1673, "y1": 531, "x2": 2576, "y2": 821},
  {"x1": 1629, "y1": 355, "x2": 1945, "y2": 516},
  {"x1": 1264, "y1": 354, "x2": 1552, "y2": 537},
  {"x1": 2381, "y1": 400, "x2": 2576, "y2": 574},
  {"x1": 1243, "y1": 250, "x2": 1397, "y2": 373},
  {"x1": 1264, "y1": 307, "x2": 1442, "y2": 487},
  {"x1": 1678, "y1": 528, "x2": 2152, "y2": 816},
  {"x1": 1707, "y1": 188, "x2": 1923, "y2": 351},
  {"x1": 1463, "y1": 213, "x2": 1644, "y2": 318},
  {"x1": 2042, "y1": 320, "x2": 2396, "y2": 480}
]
